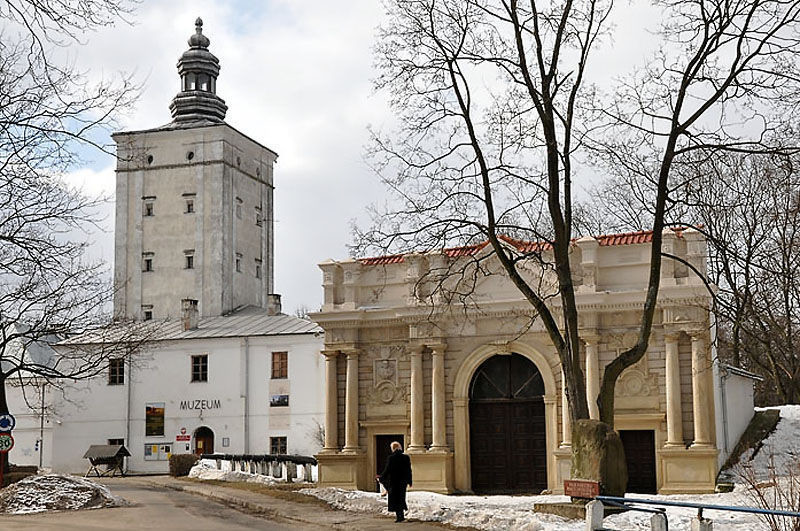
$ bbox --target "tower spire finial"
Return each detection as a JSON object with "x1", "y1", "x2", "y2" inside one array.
[{"x1": 170, "y1": 17, "x2": 227, "y2": 123}]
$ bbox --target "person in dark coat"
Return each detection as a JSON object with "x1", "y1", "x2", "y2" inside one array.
[{"x1": 378, "y1": 441, "x2": 413, "y2": 522}]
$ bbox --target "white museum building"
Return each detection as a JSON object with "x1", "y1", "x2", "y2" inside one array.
[{"x1": 7, "y1": 19, "x2": 325, "y2": 473}]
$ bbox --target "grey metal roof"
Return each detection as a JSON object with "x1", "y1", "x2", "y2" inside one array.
[
  {"x1": 61, "y1": 306, "x2": 322, "y2": 346},
  {"x1": 83, "y1": 445, "x2": 131, "y2": 459}
]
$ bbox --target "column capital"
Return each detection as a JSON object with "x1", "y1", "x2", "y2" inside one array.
[
  {"x1": 409, "y1": 343, "x2": 426, "y2": 355},
  {"x1": 580, "y1": 332, "x2": 600, "y2": 345},
  {"x1": 663, "y1": 331, "x2": 681, "y2": 343},
  {"x1": 321, "y1": 349, "x2": 340, "y2": 358},
  {"x1": 341, "y1": 347, "x2": 360, "y2": 358},
  {"x1": 689, "y1": 330, "x2": 707, "y2": 342},
  {"x1": 428, "y1": 342, "x2": 447, "y2": 354}
]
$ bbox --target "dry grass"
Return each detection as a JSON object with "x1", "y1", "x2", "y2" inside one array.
[{"x1": 180, "y1": 478, "x2": 329, "y2": 508}]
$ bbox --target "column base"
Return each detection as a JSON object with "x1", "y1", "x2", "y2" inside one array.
[
  {"x1": 427, "y1": 445, "x2": 450, "y2": 454},
  {"x1": 341, "y1": 446, "x2": 361, "y2": 455},
  {"x1": 553, "y1": 447, "x2": 572, "y2": 494},
  {"x1": 318, "y1": 447, "x2": 340, "y2": 454},
  {"x1": 406, "y1": 445, "x2": 427, "y2": 454},
  {"x1": 658, "y1": 446, "x2": 718, "y2": 494},
  {"x1": 316, "y1": 451, "x2": 368, "y2": 490},
  {"x1": 408, "y1": 451, "x2": 454, "y2": 494}
]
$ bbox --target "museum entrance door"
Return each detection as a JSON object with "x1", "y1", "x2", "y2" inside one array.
[
  {"x1": 469, "y1": 353, "x2": 547, "y2": 494},
  {"x1": 194, "y1": 426, "x2": 214, "y2": 456},
  {"x1": 375, "y1": 434, "x2": 404, "y2": 492},
  {"x1": 620, "y1": 429, "x2": 657, "y2": 494}
]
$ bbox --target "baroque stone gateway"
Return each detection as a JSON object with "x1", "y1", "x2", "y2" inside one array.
[{"x1": 311, "y1": 229, "x2": 759, "y2": 495}]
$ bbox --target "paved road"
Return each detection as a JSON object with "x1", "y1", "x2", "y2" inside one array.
[
  {"x1": 0, "y1": 476, "x2": 459, "y2": 530},
  {"x1": 0, "y1": 478, "x2": 296, "y2": 530}
]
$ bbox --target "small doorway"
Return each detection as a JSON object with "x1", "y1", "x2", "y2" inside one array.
[
  {"x1": 620, "y1": 429, "x2": 657, "y2": 494},
  {"x1": 194, "y1": 426, "x2": 214, "y2": 456},
  {"x1": 375, "y1": 434, "x2": 404, "y2": 492}
]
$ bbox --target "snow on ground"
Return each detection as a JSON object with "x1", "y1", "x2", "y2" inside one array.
[
  {"x1": 193, "y1": 407, "x2": 800, "y2": 530},
  {"x1": 0, "y1": 475, "x2": 125, "y2": 515},
  {"x1": 300, "y1": 486, "x2": 763, "y2": 530},
  {"x1": 739, "y1": 405, "x2": 800, "y2": 479},
  {"x1": 188, "y1": 458, "x2": 315, "y2": 484}
]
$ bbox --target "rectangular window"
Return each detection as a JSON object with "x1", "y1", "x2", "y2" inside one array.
[
  {"x1": 143, "y1": 200, "x2": 155, "y2": 217},
  {"x1": 271, "y1": 351, "x2": 288, "y2": 379},
  {"x1": 185, "y1": 250, "x2": 195, "y2": 270},
  {"x1": 270, "y1": 394, "x2": 289, "y2": 407},
  {"x1": 145, "y1": 403, "x2": 165, "y2": 437},
  {"x1": 108, "y1": 438, "x2": 124, "y2": 447},
  {"x1": 144, "y1": 310, "x2": 153, "y2": 321},
  {"x1": 235, "y1": 197, "x2": 243, "y2": 219},
  {"x1": 235, "y1": 253, "x2": 242, "y2": 272},
  {"x1": 255, "y1": 258, "x2": 262, "y2": 279},
  {"x1": 191, "y1": 354, "x2": 208, "y2": 382},
  {"x1": 108, "y1": 358, "x2": 124, "y2": 385},
  {"x1": 142, "y1": 253, "x2": 154, "y2": 272},
  {"x1": 270, "y1": 436, "x2": 287, "y2": 455},
  {"x1": 185, "y1": 199, "x2": 194, "y2": 213},
  {"x1": 255, "y1": 206, "x2": 262, "y2": 227}
]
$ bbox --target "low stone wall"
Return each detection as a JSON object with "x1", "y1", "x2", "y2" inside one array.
[{"x1": 199, "y1": 453, "x2": 317, "y2": 483}]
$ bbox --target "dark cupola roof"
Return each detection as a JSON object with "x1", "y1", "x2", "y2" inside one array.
[{"x1": 169, "y1": 18, "x2": 228, "y2": 123}]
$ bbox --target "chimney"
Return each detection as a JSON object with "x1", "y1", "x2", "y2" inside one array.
[
  {"x1": 266, "y1": 294, "x2": 282, "y2": 316},
  {"x1": 181, "y1": 299, "x2": 199, "y2": 331}
]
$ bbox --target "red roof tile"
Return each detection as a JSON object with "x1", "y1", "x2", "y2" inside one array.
[
  {"x1": 358, "y1": 254, "x2": 405, "y2": 265},
  {"x1": 356, "y1": 229, "x2": 682, "y2": 265}
]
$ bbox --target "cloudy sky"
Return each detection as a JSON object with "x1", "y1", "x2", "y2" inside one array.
[{"x1": 64, "y1": 0, "x2": 659, "y2": 315}]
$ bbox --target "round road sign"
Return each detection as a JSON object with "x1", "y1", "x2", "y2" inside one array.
[
  {"x1": 0, "y1": 433, "x2": 13, "y2": 452},
  {"x1": 0, "y1": 414, "x2": 15, "y2": 433}
]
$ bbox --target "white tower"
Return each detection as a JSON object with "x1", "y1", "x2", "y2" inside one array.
[{"x1": 112, "y1": 19, "x2": 277, "y2": 320}]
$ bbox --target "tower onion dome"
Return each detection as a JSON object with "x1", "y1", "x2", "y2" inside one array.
[{"x1": 169, "y1": 18, "x2": 228, "y2": 122}]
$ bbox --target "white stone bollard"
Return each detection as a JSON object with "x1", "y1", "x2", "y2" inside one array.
[
  {"x1": 270, "y1": 460, "x2": 281, "y2": 477},
  {"x1": 585, "y1": 500, "x2": 604, "y2": 531},
  {"x1": 691, "y1": 517, "x2": 713, "y2": 531},
  {"x1": 651, "y1": 513, "x2": 668, "y2": 531},
  {"x1": 286, "y1": 463, "x2": 296, "y2": 482},
  {"x1": 304, "y1": 463, "x2": 313, "y2": 482}
]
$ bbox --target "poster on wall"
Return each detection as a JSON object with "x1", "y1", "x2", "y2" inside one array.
[{"x1": 146, "y1": 403, "x2": 165, "y2": 436}]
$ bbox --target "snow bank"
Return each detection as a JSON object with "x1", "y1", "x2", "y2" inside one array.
[
  {"x1": 188, "y1": 459, "x2": 316, "y2": 483},
  {"x1": 738, "y1": 405, "x2": 800, "y2": 479},
  {"x1": 0, "y1": 475, "x2": 125, "y2": 515},
  {"x1": 300, "y1": 486, "x2": 764, "y2": 530}
]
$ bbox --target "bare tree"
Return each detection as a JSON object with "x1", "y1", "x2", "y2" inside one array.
[
  {"x1": 358, "y1": 0, "x2": 800, "y2": 438},
  {"x1": 0, "y1": 0, "x2": 140, "y2": 420}
]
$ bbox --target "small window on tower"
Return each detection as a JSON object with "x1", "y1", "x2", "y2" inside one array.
[
  {"x1": 142, "y1": 253, "x2": 154, "y2": 272},
  {"x1": 142, "y1": 305, "x2": 153, "y2": 321},
  {"x1": 235, "y1": 253, "x2": 242, "y2": 273},
  {"x1": 235, "y1": 197, "x2": 243, "y2": 219},
  {"x1": 185, "y1": 199, "x2": 194, "y2": 213},
  {"x1": 185, "y1": 250, "x2": 195, "y2": 270},
  {"x1": 255, "y1": 207, "x2": 262, "y2": 227},
  {"x1": 255, "y1": 259, "x2": 262, "y2": 279},
  {"x1": 143, "y1": 199, "x2": 155, "y2": 217}
]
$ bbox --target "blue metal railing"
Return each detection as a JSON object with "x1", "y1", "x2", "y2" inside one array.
[{"x1": 596, "y1": 495, "x2": 800, "y2": 519}]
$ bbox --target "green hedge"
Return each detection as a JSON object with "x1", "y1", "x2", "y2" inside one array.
[{"x1": 168, "y1": 453, "x2": 199, "y2": 477}]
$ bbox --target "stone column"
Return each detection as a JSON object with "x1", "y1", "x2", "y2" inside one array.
[
  {"x1": 321, "y1": 350, "x2": 339, "y2": 452},
  {"x1": 561, "y1": 369, "x2": 571, "y2": 447},
  {"x1": 664, "y1": 333, "x2": 684, "y2": 447},
  {"x1": 430, "y1": 343, "x2": 448, "y2": 452},
  {"x1": 690, "y1": 333, "x2": 713, "y2": 447},
  {"x1": 408, "y1": 345, "x2": 426, "y2": 452},
  {"x1": 342, "y1": 349, "x2": 360, "y2": 453},
  {"x1": 584, "y1": 337, "x2": 600, "y2": 420}
]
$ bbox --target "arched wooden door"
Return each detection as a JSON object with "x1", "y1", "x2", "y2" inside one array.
[
  {"x1": 194, "y1": 426, "x2": 214, "y2": 456},
  {"x1": 469, "y1": 353, "x2": 547, "y2": 493}
]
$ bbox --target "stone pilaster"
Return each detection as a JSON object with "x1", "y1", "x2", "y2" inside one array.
[
  {"x1": 561, "y1": 369, "x2": 572, "y2": 447},
  {"x1": 690, "y1": 333, "x2": 713, "y2": 447},
  {"x1": 342, "y1": 349, "x2": 360, "y2": 453},
  {"x1": 664, "y1": 333, "x2": 684, "y2": 447},
  {"x1": 584, "y1": 336, "x2": 600, "y2": 420},
  {"x1": 320, "y1": 350, "x2": 339, "y2": 453},
  {"x1": 429, "y1": 343, "x2": 448, "y2": 452},
  {"x1": 408, "y1": 345, "x2": 426, "y2": 453}
]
